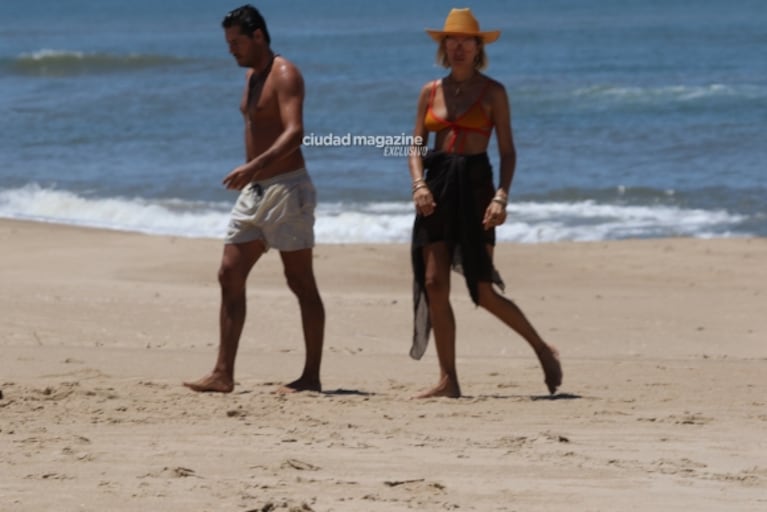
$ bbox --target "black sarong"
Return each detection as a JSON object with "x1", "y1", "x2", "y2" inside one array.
[{"x1": 410, "y1": 150, "x2": 505, "y2": 359}]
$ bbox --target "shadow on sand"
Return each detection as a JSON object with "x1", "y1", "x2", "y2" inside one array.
[
  {"x1": 464, "y1": 392, "x2": 583, "y2": 401},
  {"x1": 321, "y1": 388, "x2": 375, "y2": 397}
]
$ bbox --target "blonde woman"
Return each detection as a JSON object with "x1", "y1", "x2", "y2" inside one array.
[{"x1": 408, "y1": 8, "x2": 562, "y2": 398}]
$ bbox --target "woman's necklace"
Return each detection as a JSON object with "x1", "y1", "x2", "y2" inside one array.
[{"x1": 447, "y1": 73, "x2": 477, "y2": 97}]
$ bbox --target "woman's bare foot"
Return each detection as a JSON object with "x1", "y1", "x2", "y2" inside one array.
[
  {"x1": 414, "y1": 376, "x2": 461, "y2": 399},
  {"x1": 276, "y1": 376, "x2": 322, "y2": 394},
  {"x1": 183, "y1": 372, "x2": 234, "y2": 393},
  {"x1": 535, "y1": 344, "x2": 562, "y2": 394}
]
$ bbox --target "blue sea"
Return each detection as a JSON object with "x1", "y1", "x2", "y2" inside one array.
[{"x1": 1, "y1": 0, "x2": 765, "y2": 243}]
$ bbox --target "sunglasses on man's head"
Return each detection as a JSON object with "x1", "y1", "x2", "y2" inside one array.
[{"x1": 224, "y1": 7, "x2": 257, "y2": 31}]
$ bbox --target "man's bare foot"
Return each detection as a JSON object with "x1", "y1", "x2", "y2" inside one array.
[
  {"x1": 413, "y1": 377, "x2": 461, "y2": 399},
  {"x1": 183, "y1": 373, "x2": 234, "y2": 393},
  {"x1": 535, "y1": 344, "x2": 563, "y2": 394},
  {"x1": 275, "y1": 377, "x2": 321, "y2": 394}
]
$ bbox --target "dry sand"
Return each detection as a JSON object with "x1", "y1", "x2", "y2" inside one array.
[{"x1": 1, "y1": 218, "x2": 765, "y2": 511}]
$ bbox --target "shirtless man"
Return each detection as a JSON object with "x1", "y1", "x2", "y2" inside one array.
[{"x1": 184, "y1": 5, "x2": 325, "y2": 394}]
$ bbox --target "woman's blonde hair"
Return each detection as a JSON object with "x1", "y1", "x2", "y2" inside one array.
[{"x1": 436, "y1": 37, "x2": 488, "y2": 70}]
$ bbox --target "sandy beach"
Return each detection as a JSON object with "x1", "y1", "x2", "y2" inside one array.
[{"x1": 1, "y1": 218, "x2": 765, "y2": 511}]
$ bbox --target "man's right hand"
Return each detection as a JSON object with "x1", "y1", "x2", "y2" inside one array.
[{"x1": 223, "y1": 164, "x2": 255, "y2": 190}]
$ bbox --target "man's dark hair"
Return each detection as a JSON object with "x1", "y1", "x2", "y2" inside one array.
[{"x1": 222, "y1": 5, "x2": 271, "y2": 44}]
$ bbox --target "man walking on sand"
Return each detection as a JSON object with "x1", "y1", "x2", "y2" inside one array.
[{"x1": 185, "y1": 5, "x2": 325, "y2": 394}]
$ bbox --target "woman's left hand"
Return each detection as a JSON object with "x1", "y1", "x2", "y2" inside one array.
[{"x1": 482, "y1": 200, "x2": 507, "y2": 230}]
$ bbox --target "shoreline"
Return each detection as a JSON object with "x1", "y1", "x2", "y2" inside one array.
[{"x1": 2, "y1": 218, "x2": 765, "y2": 511}]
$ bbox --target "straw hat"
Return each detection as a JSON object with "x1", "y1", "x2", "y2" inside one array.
[{"x1": 425, "y1": 8, "x2": 501, "y2": 44}]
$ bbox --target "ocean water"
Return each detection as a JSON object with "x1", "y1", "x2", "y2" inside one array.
[{"x1": 1, "y1": 0, "x2": 765, "y2": 243}]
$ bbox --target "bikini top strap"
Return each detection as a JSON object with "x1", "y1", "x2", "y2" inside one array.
[{"x1": 428, "y1": 80, "x2": 440, "y2": 108}]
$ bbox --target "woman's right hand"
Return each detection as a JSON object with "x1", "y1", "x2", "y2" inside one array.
[{"x1": 413, "y1": 186, "x2": 436, "y2": 216}]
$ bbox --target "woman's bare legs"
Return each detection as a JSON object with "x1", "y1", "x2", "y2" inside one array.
[
  {"x1": 415, "y1": 243, "x2": 561, "y2": 397},
  {"x1": 416, "y1": 242, "x2": 461, "y2": 398},
  {"x1": 476, "y1": 246, "x2": 562, "y2": 394}
]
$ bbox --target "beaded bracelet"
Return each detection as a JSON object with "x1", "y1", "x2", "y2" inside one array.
[
  {"x1": 492, "y1": 189, "x2": 508, "y2": 207},
  {"x1": 412, "y1": 183, "x2": 429, "y2": 194}
]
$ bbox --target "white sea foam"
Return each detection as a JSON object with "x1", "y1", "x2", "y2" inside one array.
[
  {"x1": 21, "y1": 49, "x2": 86, "y2": 60},
  {"x1": 11, "y1": 48, "x2": 187, "y2": 76},
  {"x1": 0, "y1": 185, "x2": 749, "y2": 243},
  {"x1": 0, "y1": 185, "x2": 228, "y2": 238},
  {"x1": 571, "y1": 83, "x2": 766, "y2": 104}
]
